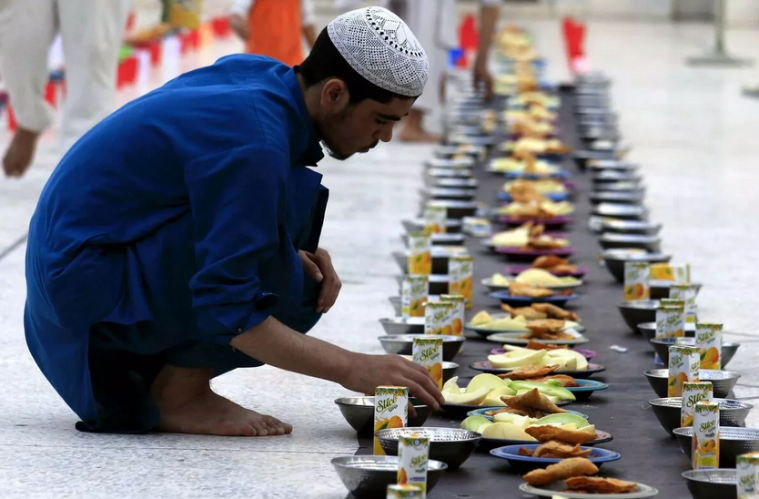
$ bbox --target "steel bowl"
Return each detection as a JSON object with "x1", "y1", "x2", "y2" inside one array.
[
  {"x1": 674, "y1": 427, "x2": 759, "y2": 468},
  {"x1": 424, "y1": 201, "x2": 478, "y2": 220},
  {"x1": 426, "y1": 187, "x2": 477, "y2": 202},
  {"x1": 590, "y1": 191, "x2": 645, "y2": 205},
  {"x1": 424, "y1": 157, "x2": 475, "y2": 169},
  {"x1": 331, "y1": 455, "x2": 447, "y2": 499},
  {"x1": 603, "y1": 249, "x2": 671, "y2": 282},
  {"x1": 650, "y1": 280, "x2": 703, "y2": 300},
  {"x1": 638, "y1": 322, "x2": 696, "y2": 343},
  {"x1": 392, "y1": 248, "x2": 464, "y2": 274},
  {"x1": 601, "y1": 219, "x2": 660, "y2": 235},
  {"x1": 682, "y1": 469, "x2": 737, "y2": 499},
  {"x1": 375, "y1": 427, "x2": 481, "y2": 470},
  {"x1": 395, "y1": 274, "x2": 450, "y2": 296},
  {"x1": 379, "y1": 317, "x2": 425, "y2": 335},
  {"x1": 617, "y1": 300, "x2": 659, "y2": 331},
  {"x1": 401, "y1": 233, "x2": 465, "y2": 247},
  {"x1": 600, "y1": 233, "x2": 661, "y2": 252},
  {"x1": 592, "y1": 170, "x2": 641, "y2": 185},
  {"x1": 334, "y1": 397, "x2": 432, "y2": 437},
  {"x1": 378, "y1": 334, "x2": 465, "y2": 362},
  {"x1": 645, "y1": 369, "x2": 741, "y2": 399},
  {"x1": 649, "y1": 397, "x2": 753, "y2": 436},
  {"x1": 650, "y1": 337, "x2": 740, "y2": 369},
  {"x1": 401, "y1": 219, "x2": 462, "y2": 234},
  {"x1": 593, "y1": 202, "x2": 648, "y2": 221}
]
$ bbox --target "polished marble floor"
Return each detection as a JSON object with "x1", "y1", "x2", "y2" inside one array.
[{"x1": 1, "y1": 18, "x2": 759, "y2": 498}]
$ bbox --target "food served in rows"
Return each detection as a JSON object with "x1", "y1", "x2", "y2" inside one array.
[
  {"x1": 518, "y1": 441, "x2": 592, "y2": 459},
  {"x1": 504, "y1": 179, "x2": 566, "y2": 196},
  {"x1": 469, "y1": 311, "x2": 581, "y2": 333},
  {"x1": 531, "y1": 256, "x2": 579, "y2": 274},
  {"x1": 525, "y1": 425, "x2": 598, "y2": 445},
  {"x1": 505, "y1": 388, "x2": 568, "y2": 414},
  {"x1": 564, "y1": 476, "x2": 638, "y2": 494},
  {"x1": 499, "y1": 200, "x2": 575, "y2": 219},
  {"x1": 498, "y1": 365, "x2": 581, "y2": 387},
  {"x1": 522, "y1": 457, "x2": 600, "y2": 486},
  {"x1": 502, "y1": 303, "x2": 579, "y2": 321},
  {"x1": 489, "y1": 223, "x2": 566, "y2": 247},
  {"x1": 509, "y1": 281, "x2": 555, "y2": 298},
  {"x1": 512, "y1": 269, "x2": 580, "y2": 287},
  {"x1": 488, "y1": 345, "x2": 589, "y2": 371},
  {"x1": 443, "y1": 374, "x2": 576, "y2": 407},
  {"x1": 490, "y1": 155, "x2": 559, "y2": 176},
  {"x1": 520, "y1": 323, "x2": 576, "y2": 341},
  {"x1": 504, "y1": 137, "x2": 571, "y2": 156},
  {"x1": 462, "y1": 410, "x2": 596, "y2": 442}
]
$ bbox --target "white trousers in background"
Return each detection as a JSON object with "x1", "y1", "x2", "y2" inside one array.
[{"x1": 0, "y1": 0, "x2": 130, "y2": 148}]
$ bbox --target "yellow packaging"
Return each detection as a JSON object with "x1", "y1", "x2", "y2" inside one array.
[
  {"x1": 407, "y1": 232, "x2": 432, "y2": 275},
  {"x1": 448, "y1": 255, "x2": 474, "y2": 308},
  {"x1": 423, "y1": 205, "x2": 447, "y2": 234},
  {"x1": 736, "y1": 452, "x2": 759, "y2": 499},
  {"x1": 697, "y1": 323, "x2": 723, "y2": 371},
  {"x1": 623, "y1": 261, "x2": 650, "y2": 301},
  {"x1": 656, "y1": 305, "x2": 685, "y2": 339},
  {"x1": 374, "y1": 387, "x2": 408, "y2": 455},
  {"x1": 412, "y1": 337, "x2": 443, "y2": 389},
  {"x1": 681, "y1": 382, "x2": 713, "y2": 427},
  {"x1": 650, "y1": 263, "x2": 690, "y2": 283},
  {"x1": 402, "y1": 276, "x2": 429, "y2": 318},
  {"x1": 440, "y1": 294, "x2": 465, "y2": 337},
  {"x1": 397, "y1": 434, "x2": 429, "y2": 492},
  {"x1": 386, "y1": 484, "x2": 424, "y2": 498},
  {"x1": 670, "y1": 284, "x2": 698, "y2": 324},
  {"x1": 668, "y1": 345, "x2": 700, "y2": 397},
  {"x1": 424, "y1": 301, "x2": 454, "y2": 336},
  {"x1": 693, "y1": 401, "x2": 720, "y2": 470}
]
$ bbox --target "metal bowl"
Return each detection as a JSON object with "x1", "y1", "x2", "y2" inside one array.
[
  {"x1": 401, "y1": 219, "x2": 462, "y2": 234},
  {"x1": 645, "y1": 369, "x2": 741, "y2": 399},
  {"x1": 331, "y1": 455, "x2": 447, "y2": 499},
  {"x1": 392, "y1": 248, "x2": 465, "y2": 274},
  {"x1": 603, "y1": 249, "x2": 671, "y2": 282},
  {"x1": 334, "y1": 397, "x2": 432, "y2": 438},
  {"x1": 649, "y1": 397, "x2": 753, "y2": 436},
  {"x1": 617, "y1": 300, "x2": 659, "y2": 331},
  {"x1": 593, "y1": 202, "x2": 648, "y2": 221},
  {"x1": 379, "y1": 317, "x2": 425, "y2": 335},
  {"x1": 592, "y1": 170, "x2": 641, "y2": 185},
  {"x1": 375, "y1": 427, "x2": 481, "y2": 470},
  {"x1": 600, "y1": 233, "x2": 661, "y2": 252},
  {"x1": 650, "y1": 280, "x2": 703, "y2": 300},
  {"x1": 590, "y1": 191, "x2": 645, "y2": 205},
  {"x1": 601, "y1": 219, "x2": 660, "y2": 235},
  {"x1": 395, "y1": 274, "x2": 449, "y2": 296},
  {"x1": 650, "y1": 337, "x2": 740, "y2": 369},
  {"x1": 424, "y1": 201, "x2": 478, "y2": 220},
  {"x1": 638, "y1": 322, "x2": 696, "y2": 343},
  {"x1": 424, "y1": 157, "x2": 475, "y2": 169},
  {"x1": 682, "y1": 469, "x2": 737, "y2": 499},
  {"x1": 674, "y1": 427, "x2": 759, "y2": 468},
  {"x1": 378, "y1": 335, "x2": 465, "y2": 362},
  {"x1": 401, "y1": 233, "x2": 465, "y2": 247}
]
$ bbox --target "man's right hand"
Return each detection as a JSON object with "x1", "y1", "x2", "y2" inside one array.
[
  {"x1": 229, "y1": 14, "x2": 250, "y2": 41},
  {"x1": 341, "y1": 354, "x2": 445, "y2": 410}
]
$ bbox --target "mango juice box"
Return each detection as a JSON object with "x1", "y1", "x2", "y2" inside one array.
[
  {"x1": 655, "y1": 304, "x2": 684, "y2": 366},
  {"x1": 697, "y1": 323, "x2": 723, "y2": 371},
  {"x1": 440, "y1": 294, "x2": 465, "y2": 337},
  {"x1": 670, "y1": 284, "x2": 698, "y2": 323},
  {"x1": 402, "y1": 275, "x2": 429, "y2": 318},
  {"x1": 423, "y1": 205, "x2": 447, "y2": 234},
  {"x1": 623, "y1": 261, "x2": 650, "y2": 301},
  {"x1": 386, "y1": 484, "x2": 424, "y2": 499},
  {"x1": 424, "y1": 301, "x2": 454, "y2": 335},
  {"x1": 681, "y1": 381, "x2": 713, "y2": 427},
  {"x1": 412, "y1": 337, "x2": 443, "y2": 389},
  {"x1": 650, "y1": 263, "x2": 691, "y2": 283},
  {"x1": 407, "y1": 232, "x2": 432, "y2": 275},
  {"x1": 668, "y1": 345, "x2": 700, "y2": 397},
  {"x1": 736, "y1": 452, "x2": 759, "y2": 499},
  {"x1": 374, "y1": 387, "x2": 408, "y2": 455},
  {"x1": 448, "y1": 254, "x2": 474, "y2": 308},
  {"x1": 693, "y1": 400, "x2": 720, "y2": 470},
  {"x1": 397, "y1": 434, "x2": 429, "y2": 493}
]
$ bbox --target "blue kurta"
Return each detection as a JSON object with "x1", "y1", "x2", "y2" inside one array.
[{"x1": 24, "y1": 55, "x2": 328, "y2": 432}]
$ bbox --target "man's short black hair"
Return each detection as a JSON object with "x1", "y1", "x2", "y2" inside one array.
[{"x1": 298, "y1": 28, "x2": 413, "y2": 104}]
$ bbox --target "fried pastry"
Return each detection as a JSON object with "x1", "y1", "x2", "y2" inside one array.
[
  {"x1": 532, "y1": 255, "x2": 569, "y2": 269},
  {"x1": 533, "y1": 441, "x2": 592, "y2": 459},
  {"x1": 501, "y1": 304, "x2": 548, "y2": 320},
  {"x1": 565, "y1": 477, "x2": 637, "y2": 494},
  {"x1": 509, "y1": 282, "x2": 554, "y2": 298},
  {"x1": 526, "y1": 339, "x2": 569, "y2": 351},
  {"x1": 518, "y1": 446, "x2": 536, "y2": 457},
  {"x1": 498, "y1": 364, "x2": 559, "y2": 381},
  {"x1": 525, "y1": 425, "x2": 597, "y2": 445},
  {"x1": 528, "y1": 319, "x2": 566, "y2": 331},
  {"x1": 531, "y1": 303, "x2": 579, "y2": 321},
  {"x1": 503, "y1": 388, "x2": 567, "y2": 415},
  {"x1": 522, "y1": 457, "x2": 599, "y2": 487}
]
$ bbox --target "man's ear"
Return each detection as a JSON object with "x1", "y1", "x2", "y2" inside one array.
[{"x1": 320, "y1": 78, "x2": 350, "y2": 110}]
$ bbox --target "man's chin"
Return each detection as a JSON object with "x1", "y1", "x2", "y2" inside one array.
[{"x1": 321, "y1": 141, "x2": 355, "y2": 161}]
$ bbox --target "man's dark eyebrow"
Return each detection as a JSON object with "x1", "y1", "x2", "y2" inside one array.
[{"x1": 377, "y1": 112, "x2": 409, "y2": 121}]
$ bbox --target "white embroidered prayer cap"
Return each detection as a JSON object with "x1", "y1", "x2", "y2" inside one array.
[{"x1": 327, "y1": 6, "x2": 429, "y2": 97}]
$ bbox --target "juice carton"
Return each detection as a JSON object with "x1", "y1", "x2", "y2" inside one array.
[
  {"x1": 386, "y1": 484, "x2": 424, "y2": 499},
  {"x1": 668, "y1": 345, "x2": 700, "y2": 397},
  {"x1": 736, "y1": 452, "x2": 759, "y2": 499},
  {"x1": 424, "y1": 301, "x2": 454, "y2": 335},
  {"x1": 374, "y1": 387, "x2": 408, "y2": 455},
  {"x1": 423, "y1": 205, "x2": 447, "y2": 234},
  {"x1": 623, "y1": 261, "x2": 650, "y2": 301},
  {"x1": 397, "y1": 434, "x2": 429, "y2": 493},
  {"x1": 681, "y1": 381, "x2": 713, "y2": 427},
  {"x1": 402, "y1": 275, "x2": 429, "y2": 318},
  {"x1": 448, "y1": 254, "x2": 474, "y2": 308},
  {"x1": 655, "y1": 304, "x2": 684, "y2": 366},
  {"x1": 670, "y1": 284, "x2": 698, "y2": 324},
  {"x1": 697, "y1": 323, "x2": 723, "y2": 371},
  {"x1": 407, "y1": 232, "x2": 432, "y2": 275},
  {"x1": 650, "y1": 263, "x2": 690, "y2": 283},
  {"x1": 440, "y1": 294, "x2": 465, "y2": 337},
  {"x1": 693, "y1": 400, "x2": 720, "y2": 470},
  {"x1": 412, "y1": 337, "x2": 443, "y2": 389}
]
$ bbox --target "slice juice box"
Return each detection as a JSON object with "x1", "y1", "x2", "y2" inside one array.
[
  {"x1": 681, "y1": 381, "x2": 713, "y2": 427},
  {"x1": 412, "y1": 337, "x2": 443, "y2": 389},
  {"x1": 697, "y1": 323, "x2": 723, "y2": 371},
  {"x1": 448, "y1": 254, "x2": 473, "y2": 308},
  {"x1": 373, "y1": 387, "x2": 408, "y2": 455},
  {"x1": 623, "y1": 261, "x2": 649, "y2": 301},
  {"x1": 402, "y1": 275, "x2": 429, "y2": 318},
  {"x1": 668, "y1": 345, "x2": 700, "y2": 397},
  {"x1": 693, "y1": 400, "x2": 720, "y2": 470},
  {"x1": 424, "y1": 301, "x2": 454, "y2": 336},
  {"x1": 736, "y1": 452, "x2": 759, "y2": 499},
  {"x1": 397, "y1": 434, "x2": 429, "y2": 493},
  {"x1": 407, "y1": 232, "x2": 432, "y2": 275}
]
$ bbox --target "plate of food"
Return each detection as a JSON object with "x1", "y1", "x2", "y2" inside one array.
[
  {"x1": 486, "y1": 327, "x2": 589, "y2": 346},
  {"x1": 489, "y1": 343, "x2": 596, "y2": 360},
  {"x1": 466, "y1": 310, "x2": 584, "y2": 337},
  {"x1": 470, "y1": 366, "x2": 608, "y2": 399},
  {"x1": 499, "y1": 199, "x2": 574, "y2": 220},
  {"x1": 471, "y1": 357, "x2": 606, "y2": 381},
  {"x1": 501, "y1": 138, "x2": 571, "y2": 158},
  {"x1": 487, "y1": 156, "x2": 564, "y2": 178},
  {"x1": 467, "y1": 407, "x2": 589, "y2": 421},
  {"x1": 509, "y1": 256, "x2": 588, "y2": 278},
  {"x1": 500, "y1": 179, "x2": 569, "y2": 203},
  {"x1": 483, "y1": 270, "x2": 583, "y2": 291},
  {"x1": 490, "y1": 285, "x2": 579, "y2": 307},
  {"x1": 491, "y1": 445, "x2": 621, "y2": 473}
]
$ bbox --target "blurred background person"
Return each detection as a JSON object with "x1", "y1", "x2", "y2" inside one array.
[
  {"x1": 229, "y1": 0, "x2": 317, "y2": 66},
  {"x1": 0, "y1": 0, "x2": 131, "y2": 178}
]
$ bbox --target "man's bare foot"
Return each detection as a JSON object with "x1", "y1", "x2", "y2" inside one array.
[
  {"x1": 398, "y1": 109, "x2": 440, "y2": 143},
  {"x1": 150, "y1": 365, "x2": 293, "y2": 437},
  {"x1": 3, "y1": 127, "x2": 40, "y2": 178}
]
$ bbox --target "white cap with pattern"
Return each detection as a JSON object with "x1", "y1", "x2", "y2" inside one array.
[{"x1": 327, "y1": 6, "x2": 429, "y2": 97}]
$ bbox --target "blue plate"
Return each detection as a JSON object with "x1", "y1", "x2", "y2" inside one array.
[
  {"x1": 498, "y1": 191, "x2": 568, "y2": 202},
  {"x1": 567, "y1": 379, "x2": 609, "y2": 402},
  {"x1": 489, "y1": 290, "x2": 580, "y2": 308},
  {"x1": 466, "y1": 407, "x2": 589, "y2": 421},
  {"x1": 490, "y1": 444, "x2": 621, "y2": 472},
  {"x1": 504, "y1": 170, "x2": 571, "y2": 181}
]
